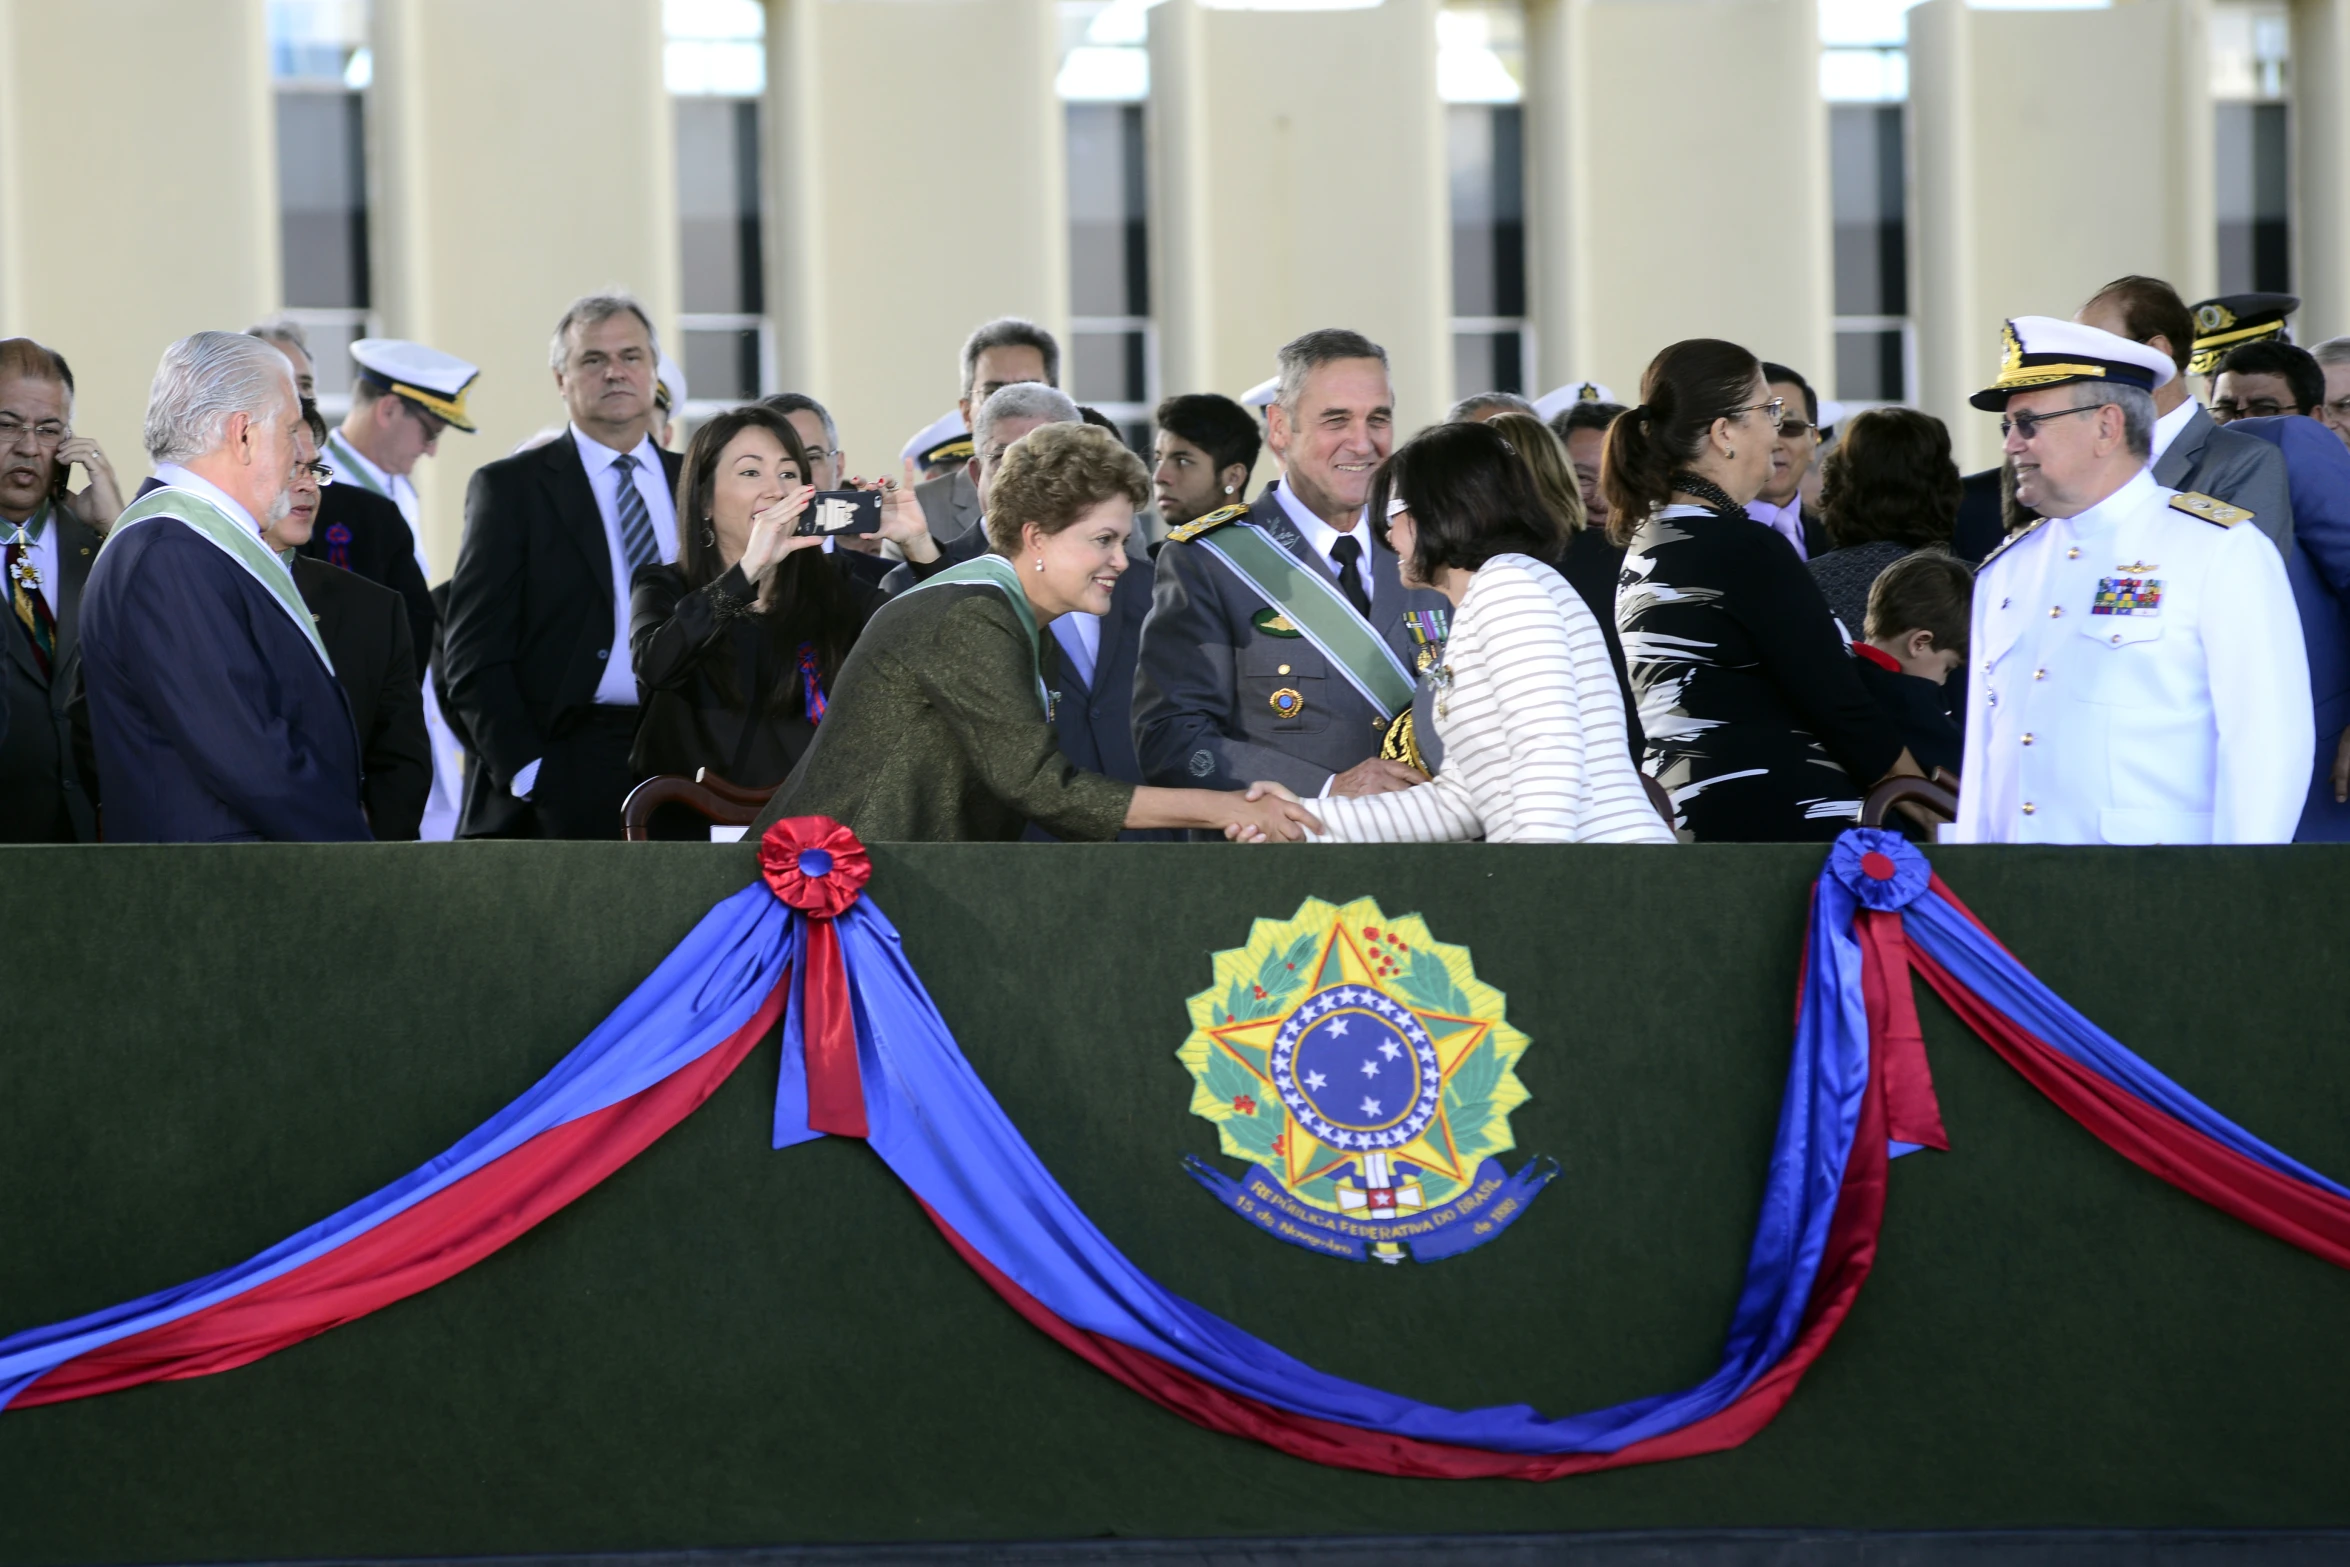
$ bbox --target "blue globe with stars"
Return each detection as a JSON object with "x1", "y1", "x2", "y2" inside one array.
[{"x1": 1269, "y1": 985, "x2": 1443, "y2": 1152}]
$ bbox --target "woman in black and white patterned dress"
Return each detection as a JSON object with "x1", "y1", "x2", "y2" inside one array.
[{"x1": 1605, "y1": 340, "x2": 1921, "y2": 842}]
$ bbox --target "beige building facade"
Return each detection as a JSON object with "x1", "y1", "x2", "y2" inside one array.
[{"x1": 0, "y1": 0, "x2": 2341, "y2": 569}]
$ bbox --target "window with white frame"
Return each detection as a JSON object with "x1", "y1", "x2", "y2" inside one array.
[
  {"x1": 2212, "y1": 0, "x2": 2291, "y2": 298},
  {"x1": 668, "y1": 0, "x2": 771, "y2": 416},
  {"x1": 1820, "y1": 0, "x2": 1917, "y2": 409},
  {"x1": 1440, "y1": 0, "x2": 1528, "y2": 399},
  {"x1": 269, "y1": 0, "x2": 373, "y2": 417},
  {"x1": 1060, "y1": 0, "x2": 1155, "y2": 452}
]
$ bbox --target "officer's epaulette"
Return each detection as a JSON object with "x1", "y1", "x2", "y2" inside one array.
[
  {"x1": 1976, "y1": 516, "x2": 2048, "y2": 573},
  {"x1": 2169, "y1": 490, "x2": 2252, "y2": 528},
  {"x1": 1164, "y1": 503, "x2": 1247, "y2": 544}
]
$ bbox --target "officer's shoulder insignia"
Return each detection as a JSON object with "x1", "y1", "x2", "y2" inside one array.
[
  {"x1": 1977, "y1": 516, "x2": 2049, "y2": 573},
  {"x1": 2170, "y1": 491, "x2": 2251, "y2": 528},
  {"x1": 1176, "y1": 897, "x2": 1555, "y2": 1265},
  {"x1": 1165, "y1": 504, "x2": 1247, "y2": 544}
]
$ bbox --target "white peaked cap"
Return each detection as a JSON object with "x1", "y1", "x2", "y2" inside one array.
[
  {"x1": 350, "y1": 338, "x2": 481, "y2": 431},
  {"x1": 1240, "y1": 376, "x2": 1280, "y2": 409},
  {"x1": 1531, "y1": 381, "x2": 1617, "y2": 421},
  {"x1": 900, "y1": 409, "x2": 972, "y2": 464}
]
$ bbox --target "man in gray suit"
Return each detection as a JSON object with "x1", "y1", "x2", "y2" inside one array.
[
  {"x1": 912, "y1": 317, "x2": 1062, "y2": 548},
  {"x1": 2078, "y1": 275, "x2": 2293, "y2": 552},
  {"x1": 1133, "y1": 328, "x2": 1444, "y2": 800}
]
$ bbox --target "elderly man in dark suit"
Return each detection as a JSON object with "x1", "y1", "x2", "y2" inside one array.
[
  {"x1": 0, "y1": 338, "x2": 117, "y2": 841},
  {"x1": 2077, "y1": 275, "x2": 2294, "y2": 552},
  {"x1": 444, "y1": 293, "x2": 684, "y2": 839},
  {"x1": 80, "y1": 333, "x2": 367, "y2": 843}
]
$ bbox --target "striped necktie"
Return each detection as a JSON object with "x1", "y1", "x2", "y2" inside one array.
[{"x1": 609, "y1": 453, "x2": 661, "y2": 572}]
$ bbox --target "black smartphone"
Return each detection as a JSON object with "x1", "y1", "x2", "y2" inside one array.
[{"x1": 799, "y1": 489, "x2": 884, "y2": 536}]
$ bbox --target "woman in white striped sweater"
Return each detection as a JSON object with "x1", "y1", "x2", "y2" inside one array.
[{"x1": 1238, "y1": 422, "x2": 1674, "y2": 845}]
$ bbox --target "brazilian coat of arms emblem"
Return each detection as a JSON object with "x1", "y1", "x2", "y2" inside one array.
[{"x1": 1178, "y1": 897, "x2": 1555, "y2": 1264}]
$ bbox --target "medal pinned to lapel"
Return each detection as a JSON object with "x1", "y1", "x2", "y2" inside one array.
[
  {"x1": 1252, "y1": 607, "x2": 1303, "y2": 638},
  {"x1": 1269, "y1": 687, "x2": 1305, "y2": 720},
  {"x1": 1405, "y1": 608, "x2": 1448, "y2": 672}
]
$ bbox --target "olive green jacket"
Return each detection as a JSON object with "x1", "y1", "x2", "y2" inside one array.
[{"x1": 752, "y1": 581, "x2": 1133, "y2": 843}]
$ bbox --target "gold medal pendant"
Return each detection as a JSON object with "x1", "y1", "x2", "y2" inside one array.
[{"x1": 1269, "y1": 687, "x2": 1305, "y2": 720}]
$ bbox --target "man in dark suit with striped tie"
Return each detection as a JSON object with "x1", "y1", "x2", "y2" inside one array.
[{"x1": 443, "y1": 293, "x2": 683, "y2": 839}]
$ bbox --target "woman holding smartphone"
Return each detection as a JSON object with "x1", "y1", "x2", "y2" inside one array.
[{"x1": 627, "y1": 404, "x2": 931, "y2": 838}]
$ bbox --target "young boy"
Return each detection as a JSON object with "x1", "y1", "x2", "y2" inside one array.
[{"x1": 1850, "y1": 551, "x2": 1973, "y2": 777}]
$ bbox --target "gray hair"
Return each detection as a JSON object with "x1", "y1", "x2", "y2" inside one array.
[
  {"x1": 1274, "y1": 328, "x2": 1390, "y2": 415},
  {"x1": 2070, "y1": 381, "x2": 2157, "y2": 459},
  {"x1": 549, "y1": 290, "x2": 659, "y2": 371},
  {"x1": 245, "y1": 314, "x2": 310, "y2": 355},
  {"x1": 960, "y1": 316, "x2": 1060, "y2": 397},
  {"x1": 973, "y1": 382, "x2": 1080, "y2": 456},
  {"x1": 2310, "y1": 335, "x2": 2350, "y2": 370},
  {"x1": 1448, "y1": 390, "x2": 1535, "y2": 422},
  {"x1": 144, "y1": 331, "x2": 297, "y2": 464},
  {"x1": 762, "y1": 391, "x2": 838, "y2": 448}
]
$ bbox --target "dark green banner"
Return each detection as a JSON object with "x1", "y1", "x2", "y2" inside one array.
[{"x1": 2, "y1": 842, "x2": 2347, "y2": 1562}]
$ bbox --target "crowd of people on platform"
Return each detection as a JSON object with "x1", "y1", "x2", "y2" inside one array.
[{"x1": 2, "y1": 270, "x2": 2344, "y2": 850}]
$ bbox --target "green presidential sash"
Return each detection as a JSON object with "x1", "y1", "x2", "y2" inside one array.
[
  {"x1": 901, "y1": 552, "x2": 1052, "y2": 719},
  {"x1": 104, "y1": 485, "x2": 334, "y2": 674},
  {"x1": 1190, "y1": 522, "x2": 1416, "y2": 716}
]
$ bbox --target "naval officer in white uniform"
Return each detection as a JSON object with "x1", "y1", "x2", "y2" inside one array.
[{"x1": 1953, "y1": 316, "x2": 2310, "y2": 845}]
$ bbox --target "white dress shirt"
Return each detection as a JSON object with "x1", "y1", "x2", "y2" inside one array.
[
  {"x1": 1272, "y1": 480, "x2": 1375, "y2": 610},
  {"x1": 571, "y1": 423, "x2": 679, "y2": 707},
  {"x1": 2149, "y1": 398, "x2": 2198, "y2": 465},
  {"x1": 1050, "y1": 610, "x2": 1101, "y2": 690},
  {"x1": 1954, "y1": 466, "x2": 2311, "y2": 844}
]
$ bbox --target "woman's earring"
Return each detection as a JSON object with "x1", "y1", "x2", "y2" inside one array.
[
  {"x1": 1033, "y1": 557, "x2": 1045, "y2": 573},
  {"x1": 1723, "y1": 447, "x2": 1736, "y2": 460},
  {"x1": 1223, "y1": 485, "x2": 1236, "y2": 495}
]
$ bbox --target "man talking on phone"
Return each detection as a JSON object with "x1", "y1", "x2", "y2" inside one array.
[{"x1": 0, "y1": 337, "x2": 118, "y2": 841}]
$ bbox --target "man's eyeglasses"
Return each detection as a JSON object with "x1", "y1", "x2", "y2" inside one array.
[
  {"x1": 0, "y1": 414, "x2": 68, "y2": 448},
  {"x1": 1998, "y1": 405, "x2": 2101, "y2": 442},
  {"x1": 1777, "y1": 418, "x2": 1816, "y2": 439},
  {"x1": 400, "y1": 400, "x2": 449, "y2": 440},
  {"x1": 2210, "y1": 398, "x2": 2298, "y2": 424},
  {"x1": 298, "y1": 461, "x2": 335, "y2": 483}
]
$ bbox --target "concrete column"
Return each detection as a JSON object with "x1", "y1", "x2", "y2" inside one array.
[
  {"x1": 0, "y1": 0, "x2": 278, "y2": 484},
  {"x1": 1147, "y1": 0, "x2": 1453, "y2": 432},
  {"x1": 371, "y1": 0, "x2": 679, "y2": 574},
  {"x1": 1910, "y1": 0, "x2": 2216, "y2": 470},
  {"x1": 1523, "y1": 0, "x2": 1831, "y2": 403},
  {"x1": 2292, "y1": 0, "x2": 2350, "y2": 338},
  {"x1": 767, "y1": 0, "x2": 1066, "y2": 480}
]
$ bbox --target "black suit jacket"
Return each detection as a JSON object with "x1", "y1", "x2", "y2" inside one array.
[
  {"x1": 0, "y1": 508, "x2": 101, "y2": 841},
  {"x1": 1800, "y1": 506, "x2": 1831, "y2": 562},
  {"x1": 1952, "y1": 467, "x2": 2005, "y2": 564},
  {"x1": 302, "y1": 480, "x2": 435, "y2": 666},
  {"x1": 293, "y1": 556, "x2": 432, "y2": 840},
  {"x1": 442, "y1": 432, "x2": 684, "y2": 837}
]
